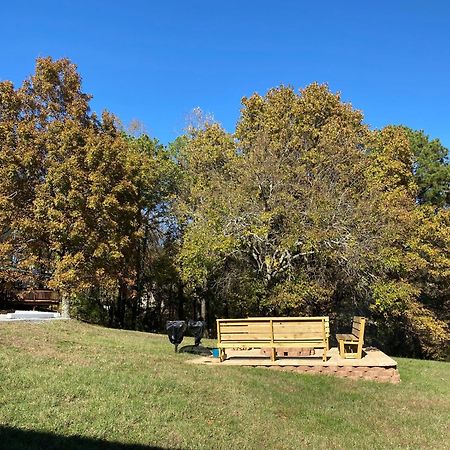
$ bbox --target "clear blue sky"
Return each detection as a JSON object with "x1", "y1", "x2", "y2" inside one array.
[{"x1": 2, "y1": 1, "x2": 450, "y2": 147}]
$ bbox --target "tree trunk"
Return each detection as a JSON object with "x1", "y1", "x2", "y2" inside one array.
[
  {"x1": 117, "y1": 281, "x2": 127, "y2": 328},
  {"x1": 131, "y1": 296, "x2": 138, "y2": 330},
  {"x1": 134, "y1": 215, "x2": 148, "y2": 329},
  {"x1": 200, "y1": 297, "x2": 206, "y2": 321},
  {"x1": 176, "y1": 282, "x2": 184, "y2": 320},
  {"x1": 61, "y1": 292, "x2": 71, "y2": 319}
]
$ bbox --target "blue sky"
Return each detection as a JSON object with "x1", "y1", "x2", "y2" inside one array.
[{"x1": 1, "y1": 1, "x2": 450, "y2": 147}]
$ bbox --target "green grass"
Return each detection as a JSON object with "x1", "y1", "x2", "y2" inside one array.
[{"x1": 0, "y1": 321, "x2": 449, "y2": 450}]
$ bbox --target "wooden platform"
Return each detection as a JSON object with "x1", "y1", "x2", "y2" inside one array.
[
  {"x1": 189, "y1": 347, "x2": 400, "y2": 382},
  {"x1": 191, "y1": 347, "x2": 397, "y2": 368}
]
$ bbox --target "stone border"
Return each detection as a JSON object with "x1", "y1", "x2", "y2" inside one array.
[{"x1": 269, "y1": 365, "x2": 401, "y2": 383}]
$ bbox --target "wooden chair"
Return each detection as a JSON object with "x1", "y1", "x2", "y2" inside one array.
[{"x1": 336, "y1": 316, "x2": 366, "y2": 359}]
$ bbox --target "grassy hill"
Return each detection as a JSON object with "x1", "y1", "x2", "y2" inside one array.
[{"x1": 0, "y1": 320, "x2": 449, "y2": 450}]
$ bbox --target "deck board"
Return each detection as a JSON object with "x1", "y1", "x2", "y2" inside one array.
[{"x1": 189, "y1": 347, "x2": 397, "y2": 368}]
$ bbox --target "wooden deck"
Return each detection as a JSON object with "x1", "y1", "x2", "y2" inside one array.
[
  {"x1": 190, "y1": 347, "x2": 397, "y2": 368},
  {"x1": 1, "y1": 290, "x2": 60, "y2": 311}
]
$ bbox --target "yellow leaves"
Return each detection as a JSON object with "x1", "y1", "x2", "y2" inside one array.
[
  {"x1": 93, "y1": 244, "x2": 123, "y2": 261},
  {"x1": 102, "y1": 194, "x2": 120, "y2": 209},
  {"x1": 371, "y1": 280, "x2": 420, "y2": 317},
  {"x1": 182, "y1": 124, "x2": 237, "y2": 181},
  {"x1": 109, "y1": 250, "x2": 124, "y2": 260},
  {"x1": 267, "y1": 277, "x2": 334, "y2": 314},
  {"x1": 367, "y1": 126, "x2": 417, "y2": 198},
  {"x1": 177, "y1": 213, "x2": 238, "y2": 287},
  {"x1": 372, "y1": 279, "x2": 450, "y2": 358},
  {"x1": 93, "y1": 244, "x2": 108, "y2": 259},
  {"x1": 50, "y1": 252, "x2": 86, "y2": 289},
  {"x1": 404, "y1": 301, "x2": 450, "y2": 359},
  {"x1": 244, "y1": 223, "x2": 270, "y2": 240}
]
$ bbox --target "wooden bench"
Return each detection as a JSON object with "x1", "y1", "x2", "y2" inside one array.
[
  {"x1": 17, "y1": 290, "x2": 60, "y2": 310},
  {"x1": 336, "y1": 316, "x2": 366, "y2": 359},
  {"x1": 216, "y1": 317, "x2": 330, "y2": 362}
]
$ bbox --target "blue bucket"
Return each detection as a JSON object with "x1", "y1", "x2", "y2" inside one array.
[{"x1": 211, "y1": 348, "x2": 219, "y2": 358}]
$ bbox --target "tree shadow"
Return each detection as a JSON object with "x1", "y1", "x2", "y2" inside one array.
[{"x1": 0, "y1": 426, "x2": 181, "y2": 450}]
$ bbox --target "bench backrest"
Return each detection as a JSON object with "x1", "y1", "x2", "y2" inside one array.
[
  {"x1": 272, "y1": 318, "x2": 326, "y2": 343},
  {"x1": 217, "y1": 317, "x2": 329, "y2": 345},
  {"x1": 248, "y1": 316, "x2": 330, "y2": 339},
  {"x1": 351, "y1": 316, "x2": 366, "y2": 340}
]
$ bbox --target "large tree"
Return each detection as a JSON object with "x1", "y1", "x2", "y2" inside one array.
[
  {"x1": 176, "y1": 85, "x2": 450, "y2": 358},
  {"x1": 0, "y1": 57, "x2": 176, "y2": 326}
]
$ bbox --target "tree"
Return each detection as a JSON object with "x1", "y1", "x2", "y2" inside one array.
[
  {"x1": 0, "y1": 57, "x2": 177, "y2": 327},
  {"x1": 175, "y1": 85, "x2": 450, "y2": 358},
  {"x1": 175, "y1": 122, "x2": 238, "y2": 322},
  {"x1": 1, "y1": 58, "x2": 448, "y2": 358},
  {"x1": 399, "y1": 127, "x2": 449, "y2": 207}
]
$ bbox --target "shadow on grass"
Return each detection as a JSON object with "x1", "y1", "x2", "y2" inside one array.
[
  {"x1": 178, "y1": 345, "x2": 212, "y2": 356},
  {"x1": 0, "y1": 426, "x2": 180, "y2": 450}
]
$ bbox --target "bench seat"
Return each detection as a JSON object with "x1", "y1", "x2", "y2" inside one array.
[{"x1": 336, "y1": 333, "x2": 358, "y2": 341}]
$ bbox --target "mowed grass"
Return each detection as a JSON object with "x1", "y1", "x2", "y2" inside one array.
[{"x1": 0, "y1": 321, "x2": 449, "y2": 450}]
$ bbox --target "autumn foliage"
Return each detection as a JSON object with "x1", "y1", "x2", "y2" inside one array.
[{"x1": 0, "y1": 58, "x2": 448, "y2": 358}]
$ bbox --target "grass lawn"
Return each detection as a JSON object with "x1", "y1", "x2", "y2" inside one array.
[{"x1": 0, "y1": 321, "x2": 449, "y2": 450}]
